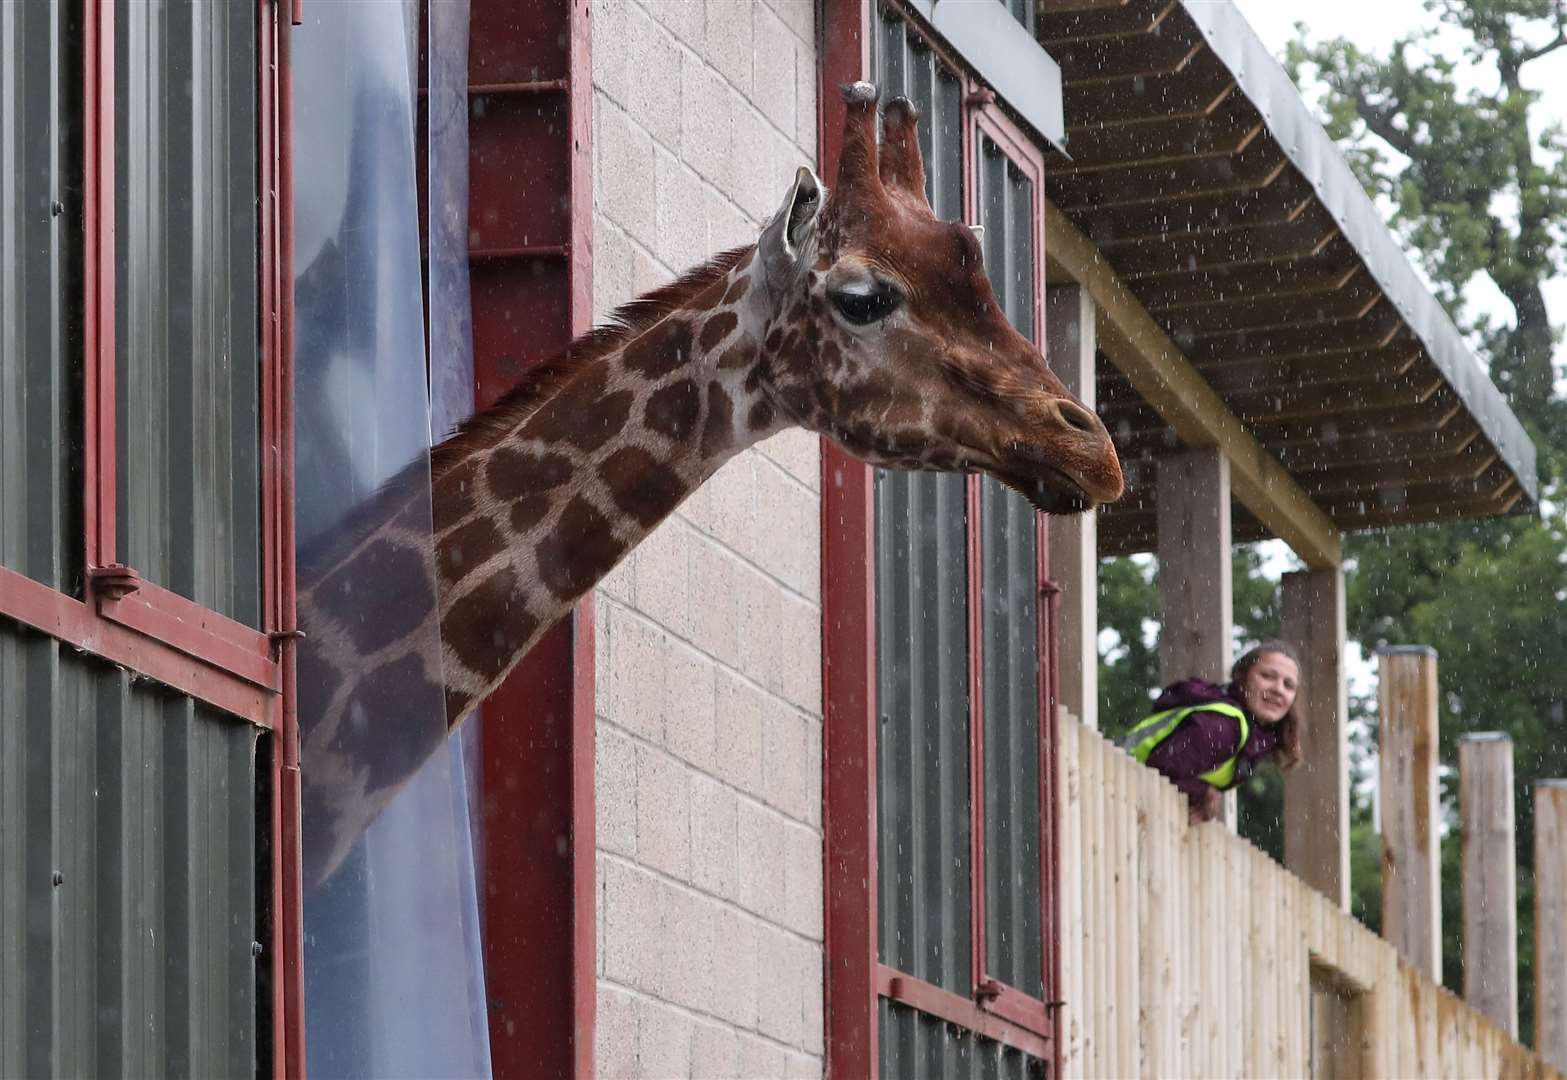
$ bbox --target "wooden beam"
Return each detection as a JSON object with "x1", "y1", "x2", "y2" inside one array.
[
  {"x1": 1037, "y1": 0, "x2": 1175, "y2": 43},
  {"x1": 1282, "y1": 568, "x2": 1349, "y2": 910},
  {"x1": 1379, "y1": 646, "x2": 1442, "y2": 982},
  {"x1": 1103, "y1": 207, "x2": 1339, "y2": 280},
  {"x1": 1063, "y1": 61, "x2": 1235, "y2": 128},
  {"x1": 1050, "y1": 98, "x2": 1264, "y2": 175},
  {"x1": 1242, "y1": 394, "x2": 1463, "y2": 449},
  {"x1": 1198, "y1": 351, "x2": 1423, "y2": 395},
  {"x1": 1132, "y1": 242, "x2": 1361, "y2": 311},
  {"x1": 1297, "y1": 450, "x2": 1501, "y2": 495},
  {"x1": 1053, "y1": 23, "x2": 1203, "y2": 85},
  {"x1": 1089, "y1": 175, "x2": 1313, "y2": 247},
  {"x1": 1330, "y1": 488, "x2": 1525, "y2": 530},
  {"x1": 1185, "y1": 312, "x2": 1405, "y2": 365},
  {"x1": 1157, "y1": 448, "x2": 1237, "y2": 829},
  {"x1": 1045, "y1": 198, "x2": 1342, "y2": 569},
  {"x1": 1047, "y1": 142, "x2": 1289, "y2": 212},
  {"x1": 1153, "y1": 277, "x2": 1382, "y2": 333},
  {"x1": 1536, "y1": 781, "x2": 1567, "y2": 1072},
  {"x1": 1459, "y1": 734, "x2": 1518, "y2": 1038},
  {"x1": 1047, "y1": 285, "x2": 1099, "y2": 731},
  {"x1": 1276, "y1": 422, "x2": 1482, "y2": 471}
]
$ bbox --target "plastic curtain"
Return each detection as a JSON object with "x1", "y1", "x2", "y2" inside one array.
[{"x1": 292, "y1": 1, "x2": 491, "y2": 1075}]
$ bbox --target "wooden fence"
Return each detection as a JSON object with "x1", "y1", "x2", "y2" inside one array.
[{"x1": 1057, "y1": 712, "x2": 1562, "y2": 1079}]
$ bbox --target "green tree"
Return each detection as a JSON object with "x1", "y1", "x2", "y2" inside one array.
[{"x1": 1286, "y1": 0, "x2": 1567, "y2": 1041}]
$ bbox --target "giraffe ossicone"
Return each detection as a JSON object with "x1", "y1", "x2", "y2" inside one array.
[{"x1": 296, "y1": 83, "x2": 1125, "y2": 886}]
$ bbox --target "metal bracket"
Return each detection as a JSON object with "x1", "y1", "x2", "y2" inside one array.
[{"x1": 88, "y1": 563, "x2": 143, "y2": 601}]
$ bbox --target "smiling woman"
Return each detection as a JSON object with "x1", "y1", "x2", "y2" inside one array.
[{"x1": 1123, "y1": 640, "x2": 1306, "y2": 824}]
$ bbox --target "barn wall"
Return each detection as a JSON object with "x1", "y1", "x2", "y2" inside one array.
[{"x1": 589, "y1": 1, "x2": 826, "y2": 1076}]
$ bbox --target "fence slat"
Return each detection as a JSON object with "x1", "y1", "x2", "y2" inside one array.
[{"x1": 1059, "y1": 711, "x2": 1084, "y2": 1080}]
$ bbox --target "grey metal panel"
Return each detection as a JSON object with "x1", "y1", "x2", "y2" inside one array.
[
  {"x1": 876, "y1": 4, "x2": 966, "y2": 222},
  {"x1": 0, "y1": 616, "x2": 261, "y2": 1078},
  {"x1": 873, "y1": 14, "x2": 975, "y2": 996},
  {"x1": 0, "y1": 0, "x2": 81, "y2": 591},
  {"x1": 874, "y1": 469, "x2": 972, "y2": 992},
  {"x1": 881, "y1": 999, "x2": 1046, "y2": 1080},
  {"x1": 116, "y1": 0, "x2": 261, "y2": 625},
  {"x1": 975, "y1": 141, "x2": 1045, "y2": 996},
  {"x1": 978, "y1": 478, "x2": 1043, "y2": 997},
  {"x1": 1178, "y1": 0, "x2": 1537, "y2": 504},
  {"x1": 900, "y1": 0, "x2": 1066, "y2": 153}
]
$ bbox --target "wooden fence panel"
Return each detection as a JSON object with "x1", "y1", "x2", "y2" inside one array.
[
  {"x1": 1058, "y1": 711, "x2": 1084, "y2": 1079},
  {"x1": 1054, "y1": 723, "x2": 1562, "y2": 1080}
]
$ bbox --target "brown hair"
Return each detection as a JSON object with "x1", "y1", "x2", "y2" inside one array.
[{"x1": 1231, "y1": 640, "x2": 1303, "y2": 772}]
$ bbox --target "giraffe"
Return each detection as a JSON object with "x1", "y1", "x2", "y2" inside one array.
[{"x1": 296, "y1": 83, "x2": 1125, "y2": 886}]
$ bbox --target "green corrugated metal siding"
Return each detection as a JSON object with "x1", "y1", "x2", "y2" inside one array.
[
  {"x1": 976, "y1": 139, "x2": 1045, "y2": 999},
  {"x1": 0, "y1": 617, "x2": 263, "y2": 1078},
  {"x1": 871, "y1": 14, "x2": 1053, "y2": 1062},
  {"x1": 115, "y1": 0, "x2": 261, "y2": 626},
  {"x1": 875, "y1": 468, "x2": 972, "y2": 991},
  {"x1": 881, "y1": 1000, "x2": 1046, "y2": 1079},
  {"x1": 873, "y1": 8, "x2": 975, "y2": 998},
  {"x1": 0, "y1": 0, "x2": 82, "y2": 592}
]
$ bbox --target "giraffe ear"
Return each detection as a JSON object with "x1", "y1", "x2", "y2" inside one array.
[{"x1": 759, "y1": 166, "x2": 824, "y2": 288}]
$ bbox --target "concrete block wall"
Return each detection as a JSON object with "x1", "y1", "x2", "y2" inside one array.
[{"x1": 590, "y1": 2, "x2": 823, "y2": 1076}]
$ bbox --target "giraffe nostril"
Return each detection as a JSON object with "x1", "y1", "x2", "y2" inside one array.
[{"x1": 1059, "y1": 402, "x2": 1098, "y2": 435}]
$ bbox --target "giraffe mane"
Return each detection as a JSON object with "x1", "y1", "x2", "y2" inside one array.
[
  {"x1": 296, "y1": 245, "x2": 753, "y2": 593},
  {"x1": 429, "y1": 244, "x2": 753, "y2": 483}
]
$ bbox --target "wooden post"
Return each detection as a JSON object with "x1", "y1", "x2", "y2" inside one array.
[
  {"x1": 1157, "y1": 448, "x2": 1234, "y2": 826},
  {"x1": 1282, "y1": 568, "x2": 1349, "y2": 908},
  {"x1": 1535, "y1": 780, "x2": 1567, "y2": 1069},
  {"x1": 1047, "y1": 285, "x2": 1098, "y2": 730},
  {"x1": 1459, "y1": 733, "x2": 1517, "y2": 1037},
  {"x1": 1377, "y1": 646, "x2": 1441, "y2": 980}
]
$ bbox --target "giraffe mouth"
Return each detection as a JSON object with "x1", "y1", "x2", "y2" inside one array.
[
  {"x1": 995, "y1": 445, "x2": 1093, "y2": 514},
  {"x1": 999, "y1": 469, "x2": 1091, "y2": 515}
]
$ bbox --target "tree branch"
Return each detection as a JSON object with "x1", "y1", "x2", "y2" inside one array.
[
  {"x1": 1348, "y1": 86, "x2": 1416, "y2": 156},
  {"x1": 1521, "y1": 0, "x2": 1567, "y2": 65}
]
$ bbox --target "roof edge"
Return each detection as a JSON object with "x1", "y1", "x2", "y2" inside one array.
[
  {"x1": 1180, "y1": 0, "x2": 1539, "y2": 507},
  {"x1": 905, "y1": 0, "x2": 1068, "y2": 154}
]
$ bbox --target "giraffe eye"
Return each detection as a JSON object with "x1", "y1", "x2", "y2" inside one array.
[{"x1": 829, "y1": 284, "x2": 902, "y2": 326}]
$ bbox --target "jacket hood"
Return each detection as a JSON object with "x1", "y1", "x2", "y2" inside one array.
[{"x1": 1152, "y1": 678, "x2": 1247, "y2": 713}]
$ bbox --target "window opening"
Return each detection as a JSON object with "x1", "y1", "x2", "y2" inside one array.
[{"x1": 864, "y1": 2, "x2": 1059, "y2": 1066}]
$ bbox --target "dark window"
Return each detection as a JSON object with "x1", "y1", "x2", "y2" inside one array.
[
  {"x1": 115, "y1": 0, "x2": 261, "y2": 626},
  {"x1": 0, "y1": 0, "x2": 83, "y2": 592},
  {"x1": 868, "y1": 6, "x2": 1058, "y2": 1069}
]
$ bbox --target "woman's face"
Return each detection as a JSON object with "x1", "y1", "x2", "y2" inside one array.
[{"x1": 1242, "y1": 651, "x2": 1299, "y2": 724}]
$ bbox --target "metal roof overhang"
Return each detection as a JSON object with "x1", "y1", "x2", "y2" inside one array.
[{"x1": 1033, "y1": 0, "x2": 1540, "y2": 558}]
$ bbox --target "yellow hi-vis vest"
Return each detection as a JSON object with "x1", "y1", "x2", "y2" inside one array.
[{"x1": 1122, "y1": 702, "x2": 1250, "y2": 789}]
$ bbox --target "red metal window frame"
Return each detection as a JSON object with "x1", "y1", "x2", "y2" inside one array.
[
  {"x1": 821, "y1": 1, "x2": 1062, "y2": 1072},
  {"x1": 0, "y1": 0, "x2": 289, "y2": 727},
  {"x1": 0, "y1": 2, "x2": 304, "y2": 1073}
]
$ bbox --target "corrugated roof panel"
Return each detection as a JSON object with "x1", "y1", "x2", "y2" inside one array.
[
  {"x1": 0, "y1": 617, "x2": 262, "y2": 1077},
  {"x1": 0, "y1": 0, "x2": 81, "y2": 592}
]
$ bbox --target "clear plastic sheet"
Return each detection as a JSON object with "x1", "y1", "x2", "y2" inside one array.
[{"x1": 292, "y1": 1, "x2": 490, "y2": 1074}]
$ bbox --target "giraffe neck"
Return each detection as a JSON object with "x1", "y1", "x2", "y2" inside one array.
[{"x1": 432, "y1": 246, "x2": 780, "y2": 722}]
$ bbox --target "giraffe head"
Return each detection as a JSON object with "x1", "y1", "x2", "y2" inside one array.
[{"x1": 752, "y1": 83, "x2": 1123, "y2": 513}]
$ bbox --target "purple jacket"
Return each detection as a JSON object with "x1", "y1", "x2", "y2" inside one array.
[{"x1": 1141, "y1": 678, "x2": 1280, "y2": 808}]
